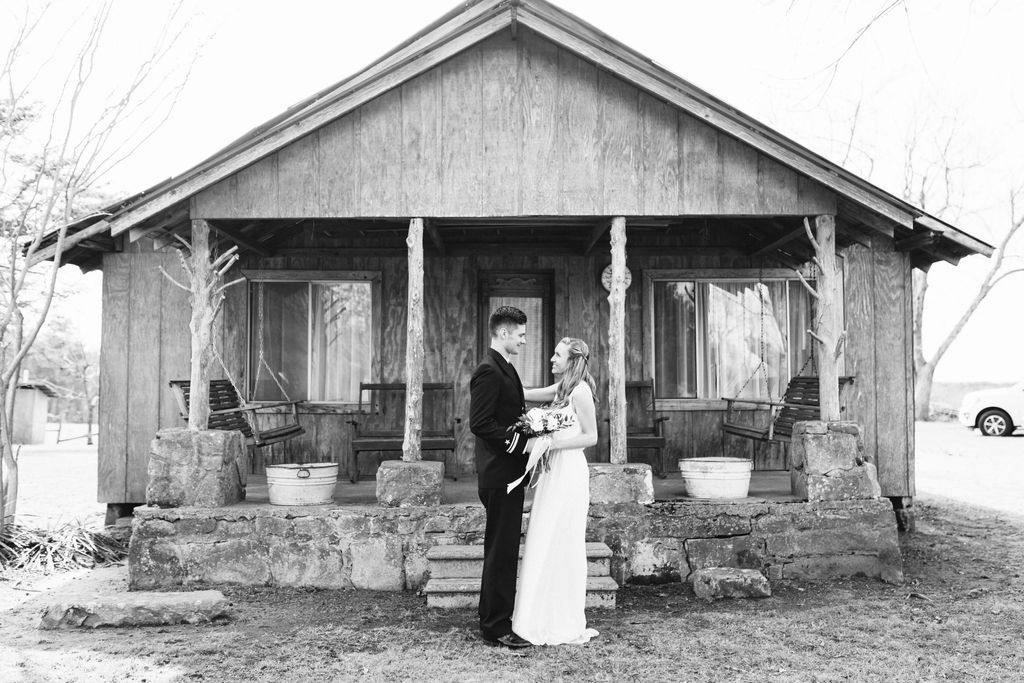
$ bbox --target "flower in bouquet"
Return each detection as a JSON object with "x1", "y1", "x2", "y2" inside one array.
[
  {"x1": 505, "y1": 405, "x2": 577, "y2": 492},
  {"x1": 509, "y1": 406, "x2": 577, "y2": 437}
]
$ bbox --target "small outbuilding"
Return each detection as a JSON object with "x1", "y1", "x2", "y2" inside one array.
[{"x1": 13, "y1": 382, "x2": 58, "y2": 445}]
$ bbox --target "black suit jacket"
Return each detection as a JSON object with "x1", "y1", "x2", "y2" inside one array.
[{"x1": 470, "y1": 348, "x2": 530, "y2": 488}]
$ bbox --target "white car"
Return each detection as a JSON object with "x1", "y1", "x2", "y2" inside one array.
[{"x1": 958, "y1": 382, "x2": 1024, "y2": 436}]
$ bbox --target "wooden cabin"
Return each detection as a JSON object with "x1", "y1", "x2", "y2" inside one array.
[{"x1": 38, "y1": 0, "x2": 991, "y2": 520}]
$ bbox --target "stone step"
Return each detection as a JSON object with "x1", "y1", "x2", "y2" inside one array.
[
  {"x1": 424, "y1": 576, "x2": 618, "y2": 609},
  {"x1": 426, "y1": 542, "x2": 612, "y2": 579}
]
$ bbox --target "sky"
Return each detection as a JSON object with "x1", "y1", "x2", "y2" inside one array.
[{"x1": 8, "y1": 0, "x2": 1023, "y2": 383}]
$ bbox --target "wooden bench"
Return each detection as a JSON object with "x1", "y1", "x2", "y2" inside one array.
[
  {"x1": 347, "y1": 382, "x2": 460, "y2": 483},
  {"x1": 608, "y1": 380, "x2": 669, "y2": 477},
  {"x1": 168, "y1": 379, "x2": 306, "y2": 452},
  {"x1": 721, "y1": 376, "x2": 855, "y2": 444}
]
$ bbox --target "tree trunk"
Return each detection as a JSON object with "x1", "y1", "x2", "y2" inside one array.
[
  {"x1": 403, "y1": 218, "x2": 424, "y2": 462},
  {"x1": 607, "y1": 217, "x2": 628, "y2": 465},
  {"x1": 912, "y1": 270, "x2": 928, "y2": 377},
  {"x1": 188, "y1": 219, "x2": 215, "y2": 430},
  {"x1": 915, "y1": 360, "x2": 937, "y2": 421},
  {"x1": 813, "y1": 215, "x2": 842, "y2": 421},
  {"x1": 0, "y1": 388, "x2": 17, "y2": 531}
]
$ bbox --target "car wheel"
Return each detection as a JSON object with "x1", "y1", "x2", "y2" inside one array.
[{"x1": 977, "y1": 409, "x2": 1012, "y2": 437}]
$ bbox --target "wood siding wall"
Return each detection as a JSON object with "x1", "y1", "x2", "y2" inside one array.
[
  {"x1": 98, "y1": 249, "x2": 191, "y2": 504},
  {"x1": 193, "y1": 29, "x2": 835, "y2": 220},
  {"x1": 99, "y1": 239, "x2": 912, "y2": 502},
  {"x1": 843, "y1": 242, "x2": 915, "y2": 497}
]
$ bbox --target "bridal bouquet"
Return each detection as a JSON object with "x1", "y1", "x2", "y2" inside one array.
[
  {"x1": 509, "y1": 406, "x2": 577, "y2": 437},
  {"x1": 506, "y1": 406, "x2": 576, "y2": 493}
]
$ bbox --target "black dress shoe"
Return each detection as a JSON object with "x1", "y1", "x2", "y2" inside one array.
[{"x1": 493, "y1": 632, "x2": 532, "y2": 649}]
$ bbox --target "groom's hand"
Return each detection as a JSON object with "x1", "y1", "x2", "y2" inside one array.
[{"x1": 502, "y1": 428, "x2": 530, "y2": 456}]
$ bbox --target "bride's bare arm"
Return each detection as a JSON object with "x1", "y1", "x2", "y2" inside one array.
[
  {"x1": 524, "y1": 383, "x2": 558, "y2": 404},
  {"x1": 549, "y1": 385, "x2": 598, "y2": 450}
]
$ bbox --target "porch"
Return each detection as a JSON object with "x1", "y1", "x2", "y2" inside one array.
[{"x1": 242, "y1": 469, "x2": 796, "y2": 506}]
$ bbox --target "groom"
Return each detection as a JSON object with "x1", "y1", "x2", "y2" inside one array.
[{"x1": 470, "y1": 306, "x2": 534, "y2": 649}]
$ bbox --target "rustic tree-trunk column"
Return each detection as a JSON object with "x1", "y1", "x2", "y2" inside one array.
[
  {"x1": 188, "y1": 219, "x2": 216, "y2": 430},
  {"x1": 813, "y1": 214, "x2": 841, "y2": 421},
  {"x1": 403, "y1": 218, "x2": 424, "y2": 462},
  {"x1": 608, "y1": 217, "x2": 628, "y2": 465}
]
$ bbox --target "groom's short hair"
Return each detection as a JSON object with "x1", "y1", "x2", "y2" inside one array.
[{"x1": 489, "y1": 306, "x2": 527, "y2": 337}]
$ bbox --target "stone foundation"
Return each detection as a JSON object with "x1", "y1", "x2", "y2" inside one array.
[
  {"x1": 146, "y1": 429, "x2": 246, "y2": 508},
  {"x1": 129, "y1": 496, "x2": 903, "y2": 591}
]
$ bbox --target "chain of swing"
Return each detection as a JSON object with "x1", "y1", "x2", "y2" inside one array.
[
  {"x1": 732, "y1": 260, "x2": 818, "y2": 401},
  {"x1": 212, "y1": 280, "x2": 293, "y2": 431}
]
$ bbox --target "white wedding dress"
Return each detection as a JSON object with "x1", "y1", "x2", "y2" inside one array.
[{"x1": 512, "y1": 385, "x2": 599, "y2": 645}]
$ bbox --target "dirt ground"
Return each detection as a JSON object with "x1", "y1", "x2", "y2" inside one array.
[{"x1": 1, "y1": 422, "x2": 1021, "y2": 681}]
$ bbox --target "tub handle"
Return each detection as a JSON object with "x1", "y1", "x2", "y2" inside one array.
[{"x1": 297, "y1": 467, "x2": 311, "y2": 479}]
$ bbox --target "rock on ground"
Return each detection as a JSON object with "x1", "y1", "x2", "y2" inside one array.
[
  {"x1": 691, "y1": 567, "x2": 771, "y2": 600},
  {"x1": 39, "y1": 589, "x2": 232, "y2": 629}
]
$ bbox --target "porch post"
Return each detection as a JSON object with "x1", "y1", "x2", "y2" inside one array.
[
  {"x1": 402, "y1": 218, "x2": 425, "y2": 462},
  {"x1": 607, "y1": 217, "x2": 628, "y2": 465},
  {"x1": 187, "y1": 219, "x2": 214, "y2": 431},
  {"x1": 812, "y1": 214, "x2": 841, "y2": 422}
]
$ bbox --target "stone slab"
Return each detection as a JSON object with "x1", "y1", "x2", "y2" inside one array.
[
  {"x1": 791, "y1": 462, "x2": 881, "y2": 502},
  {"x1": 588, "y1": 463, "x2": 654, "y2": 504},
  {"x1": 684, "y1": 535, "x2": 765, "y2": 577},
  {"x1": 424, "y1": 576, "x2": 618, "y2": 609},
  {"x1": 146, "y1": 429, "x2": 246, "y2": 508},
  {"x1": 691, "y1": 567, "x2": 771, "y2": 601},
  {"x1": 376, "y1": 460, "x2": 444, "y2": 507},
  {"x1": 426, "y1": 543, "x2": 612, "y2": 578},
  {"x1": 39, "y1": 590, "x2": 231, "y2": 629}
]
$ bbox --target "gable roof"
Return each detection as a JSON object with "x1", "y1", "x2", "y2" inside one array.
[{"x1": 35, "y1": 0, "x2": 993, "y2": 269}]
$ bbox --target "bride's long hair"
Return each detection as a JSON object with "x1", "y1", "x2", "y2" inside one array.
[{"x1": 553, "y1": 337, "x2": 597, "y2": 406}]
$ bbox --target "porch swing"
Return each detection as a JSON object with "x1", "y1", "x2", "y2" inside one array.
[
  {"x1": 719, "y1": 272, "x2": 854, "y2": 445},
  {"x1": 169, "y1": 281, "x2": 305, "y2": 457}
]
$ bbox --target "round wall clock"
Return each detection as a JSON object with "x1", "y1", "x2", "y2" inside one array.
[{"x1": 601, "y1": 264, "x2": 632, "y2": 291}]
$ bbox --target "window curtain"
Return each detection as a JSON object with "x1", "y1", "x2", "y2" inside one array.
[
  {"x1": 490, "y1": 295, "x2": 545, "y2": 388},
  {"x1": 310, "y1": 282, "x2": 373, "y2": 402},
  {"x1": 653, "y1": 281, "x2": 697, "y2": 398},
  {"x1": 788, "y1": 281, "x2": 815, "y2": 376},
  {"x1": 249, "y1": 282, "x2": 308, "y2": 401},
  {"x1": 700, "y1": 281, "x2": 789, "y2": 400}
]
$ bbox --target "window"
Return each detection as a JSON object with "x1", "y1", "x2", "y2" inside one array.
[
  {"x1": 479, "y1": 272, "x2": 554, "y2": 388},
  {"x1": 645, "y1": 270, "x2": 818, "y2": 403},
  {"x1": 246, "y1": 271, "x2": 379, "y2": 403}
]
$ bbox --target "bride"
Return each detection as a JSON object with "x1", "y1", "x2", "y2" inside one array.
[{"x1": 512, "y1": 337, "x2": 600, "y2": 645}]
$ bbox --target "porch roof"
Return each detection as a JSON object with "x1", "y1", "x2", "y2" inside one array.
[{"x1": 34, "y1": 0, "x2": 993, "y2": 272}]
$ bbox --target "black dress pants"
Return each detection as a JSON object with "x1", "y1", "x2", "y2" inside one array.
[{"x1": 477, "y1": 484, "x2": 525, "y2": 640}]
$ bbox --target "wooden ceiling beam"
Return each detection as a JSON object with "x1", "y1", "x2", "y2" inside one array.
[
  {"x1": 423, "y1": 218, "x2": 445, "y2": 255},
  {"x1": 583, "y1": 218, "x2": 613, "y2": 255},
  {"x1": 153, "y1": 223, "x2": 191, "y2": 250},
  {"x1": 837, "y1": 198, "x2": 897, "y2": 238},
  {"x1": 749, "y1": 225, "x2": 806, "y2": 258},
  {"x1": 209, "y1": 221, "x2": 272, "y2": 257},
  {"x1": 895, "y1": 231, "x2": 938, "y2": 252},
  {"x1": 128, "y1": 203, "x2": 189, "y2": 243}
]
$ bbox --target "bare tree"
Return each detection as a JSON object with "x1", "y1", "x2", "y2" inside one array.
[
  {"x1": 913, "y1": 191, "x2": 1024, "y2": 419},
  {"x1": 900, "y1": 124, "x2": 1024, "y2": 418},
  {"x1": 0, "y1": 1, "x2": 197, "y2": 532}
]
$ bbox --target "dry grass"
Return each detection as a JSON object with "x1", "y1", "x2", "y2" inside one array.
[
  {"x1": 0, "y1": 522, "x2": 126, "y2": 572},
  {"x1": 2, "y1": 496, "x2": 1022, "y2": 682}
]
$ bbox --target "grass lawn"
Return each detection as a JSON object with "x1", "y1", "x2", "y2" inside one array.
[{"x1": 2, "y1": 494, "x2": 1022, "y2": 682}]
